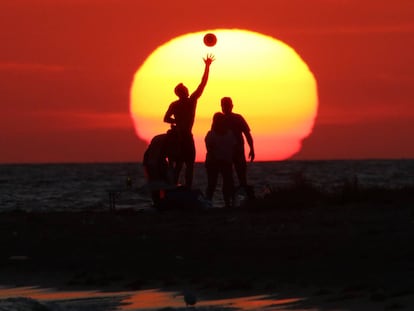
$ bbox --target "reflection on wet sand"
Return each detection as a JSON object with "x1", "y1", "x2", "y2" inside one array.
[
  {"x1": 0, "y1": 286, "x2": 123, "y2": 301},
  {"x1": 122, "y1": 289, "x2": 302, "y2": 310},
  {"x1": 0, "y1": 286, "x2": 303, "y2": 310}
]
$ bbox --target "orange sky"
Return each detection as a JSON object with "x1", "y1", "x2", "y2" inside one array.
[{"x1": 1, "y1": 0, "x2": 413, "y2": 163}]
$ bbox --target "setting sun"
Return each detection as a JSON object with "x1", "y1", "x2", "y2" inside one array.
[{"x1": 130, "y1": 29, "x2": 318, "y2": 161}]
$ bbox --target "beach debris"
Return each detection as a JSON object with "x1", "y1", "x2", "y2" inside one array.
[
  {"x1": 233, "y1": 185, "x2": 255, "y2": 207},
  {"x1": 183, "y1": 289, "x2": 197, "y2": 308},
  {"x1": 153, "y1": 186, "x2": 208, "y2": 210}
]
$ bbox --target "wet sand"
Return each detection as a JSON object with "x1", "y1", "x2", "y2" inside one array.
[{"x1": 1, "y1": 192, "x2": 414, "y2": 310}]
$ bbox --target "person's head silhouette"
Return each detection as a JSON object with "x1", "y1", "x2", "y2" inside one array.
[
  {"x1": 221, "y1": 97, "x2": 233, "y2": 115},
  {"x1": 174, "y1": 83, "x2": 189, "y2": 99},
  {"x1": 212, "y1": 112, "x2": 227, "y2": 134}
]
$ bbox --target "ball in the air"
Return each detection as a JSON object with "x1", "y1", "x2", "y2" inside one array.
[{"x1": 203, "y1": 33, "x2": 217, "y2": 47}]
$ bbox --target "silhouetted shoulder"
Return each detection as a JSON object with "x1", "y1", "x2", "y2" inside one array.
[
  {"x1": 169, "y1": 100, "x2": 181, "y2": 109},
  {"x1": 226, "y1": 113, "x2": 250, "y2": 132}
]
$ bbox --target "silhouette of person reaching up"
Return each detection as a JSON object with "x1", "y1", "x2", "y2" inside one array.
[
  {"x1": 220, "y1": 97, "x2": 255, "y2": 189},
  {"x1": 205, "y1": 112, "x2": 236, "y2": 208},
  {"x1": 164, "y1": 54, "x2": 215, "y2": 188}
]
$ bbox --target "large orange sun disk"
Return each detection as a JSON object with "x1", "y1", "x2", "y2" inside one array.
[{"x1": 130, "y1": 29, "x2": 318, "y2": 161}]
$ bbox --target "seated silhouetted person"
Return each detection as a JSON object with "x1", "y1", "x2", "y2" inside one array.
[
  {"x1": 163, "y1": 54, "x2": 214, "y2": 188},
  {"x1": 205, "y1": 112, "x2": 236, "y2": 208}
]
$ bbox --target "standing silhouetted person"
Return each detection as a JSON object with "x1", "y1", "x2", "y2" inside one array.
[
  {"x1": 205, "y1": 112, "x2": 236, "y2": 208},
  {"x1": 164, "y1": 54, "x2": 215, "y2": 188},
  {"x1": 221, "y1": 97, "x2": 255, "y2": 189}
]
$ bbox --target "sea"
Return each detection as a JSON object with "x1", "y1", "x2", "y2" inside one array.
[{"x1": 0, "y1": 160, "x2": 413, "y2": 212}]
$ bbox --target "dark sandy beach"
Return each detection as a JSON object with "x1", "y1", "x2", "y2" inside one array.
[{"x1": 1, "y1": 187, "x2": 414, "y2": 310}]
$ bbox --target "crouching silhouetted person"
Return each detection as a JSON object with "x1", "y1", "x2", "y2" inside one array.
[{"x1": 143, "y1": 134, "x2": 173, "y2": 204}]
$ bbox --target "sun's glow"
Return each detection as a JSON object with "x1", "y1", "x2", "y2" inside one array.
[{"x1": 130, "y1": 29, "x2": 318, "y2": 161}]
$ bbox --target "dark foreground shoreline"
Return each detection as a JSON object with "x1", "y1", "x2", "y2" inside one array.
[{"x1": 1, "y1": 189, "x2": 414, "y2": 310}]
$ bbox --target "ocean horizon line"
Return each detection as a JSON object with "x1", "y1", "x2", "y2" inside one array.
[{"x1": 1, "y1": 157, "x2": 413, "y2": 166}]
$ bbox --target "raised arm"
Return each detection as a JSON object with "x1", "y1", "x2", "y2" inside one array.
[{"x1": 191, "y1": 54, "x2": 215, "y2": 99}]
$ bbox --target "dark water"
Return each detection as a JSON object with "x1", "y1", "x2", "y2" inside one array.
[{"x1": 0, "y1": 160, "x2": 413, "y2": 212}]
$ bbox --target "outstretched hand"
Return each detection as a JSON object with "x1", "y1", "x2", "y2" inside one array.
[{"x1": 204, "y1": 53, "x2": 215, "y2": 65}]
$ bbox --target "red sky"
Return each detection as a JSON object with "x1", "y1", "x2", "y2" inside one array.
[{"x1": 1, "y1": 0, "x2": 413, "y2": 163}]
